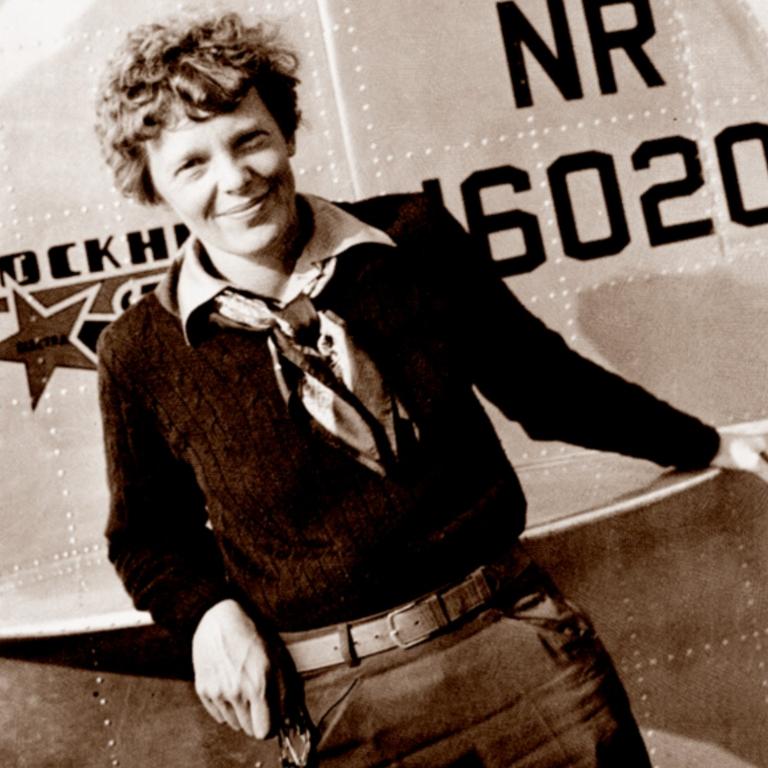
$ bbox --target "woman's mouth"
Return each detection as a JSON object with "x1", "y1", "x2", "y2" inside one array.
[{"x1": 217, "y1": 190, "x2": 270, "y2": 219}]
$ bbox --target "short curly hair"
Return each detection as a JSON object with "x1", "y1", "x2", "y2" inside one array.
[{"x1": 95, "y1": 12, "x2": 301, "y2": 205}]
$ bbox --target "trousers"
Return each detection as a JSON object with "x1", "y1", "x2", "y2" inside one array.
[{"x1": 300, "y1": 557, "x2": 652, "y2": 767}]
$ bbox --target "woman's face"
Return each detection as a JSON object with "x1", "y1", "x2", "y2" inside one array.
[{"x1": 146, "y1": 88, "x2": 299, "y2": 264}]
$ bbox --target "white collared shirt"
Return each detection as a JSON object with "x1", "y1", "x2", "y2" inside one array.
[{"x1": 175, "y1": 193, "x2": 396, "y2": 343}]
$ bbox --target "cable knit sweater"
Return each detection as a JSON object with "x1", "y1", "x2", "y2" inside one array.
[{"x1": 97, "y1": 193, "x2": 720, "y2": 640}]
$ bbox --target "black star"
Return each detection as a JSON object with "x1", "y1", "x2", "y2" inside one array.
[{"x1": 0, "y1": 286, "x2": 97, "y2": 409}]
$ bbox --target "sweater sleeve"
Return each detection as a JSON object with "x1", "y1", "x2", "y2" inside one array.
[
  {"x1": 422, "y1": 201, "x2": 720, "y2": 470},
  {"x1": 98, "y1": 334, "x2": 232, "y2": 642}
]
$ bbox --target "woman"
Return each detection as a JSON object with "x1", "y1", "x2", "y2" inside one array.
[{"x1": 94, "y1": 11, "x2": 767, "y2": 767}]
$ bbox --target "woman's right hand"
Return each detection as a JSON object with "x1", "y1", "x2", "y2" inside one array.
[{"x1": 192, "y1": 598, "x2": 288, "y2": 739}]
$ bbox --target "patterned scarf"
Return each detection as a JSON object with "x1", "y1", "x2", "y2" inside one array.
[{"x1": 211, "y1": 288, "x2": 418, "y2": 476}]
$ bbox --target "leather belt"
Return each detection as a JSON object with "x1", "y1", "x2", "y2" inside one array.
[{"x1": 281, "y1": 564, "x2": 507, "y2": 674}]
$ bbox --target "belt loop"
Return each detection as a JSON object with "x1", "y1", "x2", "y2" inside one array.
[
  {"x1": 336, "y1": 623, "x2": 359, "y2": 667},
  {"x1": 470, "y1": 566, "x2": 494, "y2": 603}
]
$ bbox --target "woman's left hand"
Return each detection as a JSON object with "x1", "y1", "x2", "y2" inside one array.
[{"x1": 712, "y1": 428, "x2": 768, "y2": 483}]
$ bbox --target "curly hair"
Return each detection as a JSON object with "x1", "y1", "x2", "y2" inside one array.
[{"x1": 95, "y1": 12, "x2": 301, "y2": 205}]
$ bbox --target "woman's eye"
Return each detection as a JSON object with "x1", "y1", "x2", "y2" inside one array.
[
  {"x1": 176, "y1": 158, "x2": 204, "y2": 177},
  {"x1": 240, "y1": 132, "x2": 268, "y2": 150}
]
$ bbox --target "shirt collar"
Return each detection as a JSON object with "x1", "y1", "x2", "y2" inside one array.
[{"x1": 166, "y1": 193, "x2": 396, "y2": 345}]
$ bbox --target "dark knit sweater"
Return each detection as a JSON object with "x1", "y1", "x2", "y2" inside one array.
[{"x1": 98, "y1": 193, "x2": 720, "y2": 640}]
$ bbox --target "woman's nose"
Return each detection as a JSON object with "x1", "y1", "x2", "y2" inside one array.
[{"x1": 217, "y1": 154, "x2": 255, "y2": 194}]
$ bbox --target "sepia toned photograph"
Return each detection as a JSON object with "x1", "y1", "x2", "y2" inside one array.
[{"x1": 1, "y1": 1, "x2": 767, "y2": 765}]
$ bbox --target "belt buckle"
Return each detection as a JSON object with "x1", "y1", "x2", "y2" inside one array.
[{"x1": 387, "y1": 594, "x2": 449, "y2": 649}]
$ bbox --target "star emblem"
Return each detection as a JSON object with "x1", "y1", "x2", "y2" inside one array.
[{"x1": 0, "y1": 284, "x2": 99, "y2": 409}]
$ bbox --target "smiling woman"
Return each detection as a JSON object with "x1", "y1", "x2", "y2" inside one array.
[
  {"x1": 94, "y1": 12, "x2": 301, "y2": 205},
  {"x1": 88, "y1": 8, "x2": 767, "y2": 768},
  {"x1": 145, "y1": 89, "x2": 302, "y2": 282},
  {"x1": 95, "y1": 13, "x2": 310, "y2": 294}
]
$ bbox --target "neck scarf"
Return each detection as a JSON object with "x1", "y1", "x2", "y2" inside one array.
[{"x1": 211, "y1": 288, "x2": 418, "y2": 476}]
